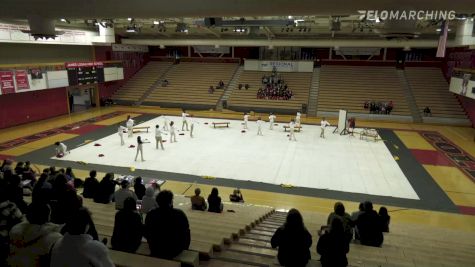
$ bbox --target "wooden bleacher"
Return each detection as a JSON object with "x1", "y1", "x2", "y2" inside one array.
[
  {"x1": 145, "y1": 62, "x2": 238, "y2": 107},
  {"x1": 227, "y1": 71, "x2": 312, "y2": 113},
  {"x1": 112, "y1": 61, "x2": 173, "y2": 102},
  {"x1": 404, "y1": 67, "x2": 467, "y2": 119},
  {"x1": 317, "y1": 65, "x2": 411, "y2": 116}
]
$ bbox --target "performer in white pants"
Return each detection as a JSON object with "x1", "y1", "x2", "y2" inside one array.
[
  {"x1": 163, "y1": 116, "x2": 169, "y2": 131},
  {"x1": 155, "y1": 125, "x2": 164, "y2": 150},
  {"x1": 126, "y1": 115, "x2": 135, "y2": 138},
  {"x1": 182, "y1": 110, "x2": 190, "y2": 131},
  {"x1": 190, "y1": 117, "x2": 196, "y2": 138},
  {"x1": 295, "y1": 112, "x2": 301, "y2": 127},
  {"x1": 320, "y1": 118, "x2": 330, "y2": 138},
  {"x1": 288, "y1": 120, "x2": 297, "y2": 141},
  {"x1": 257, "y1": 117, "x2": 263, "y2": 136},
  {"x1": 243, "y1": 113, "x2": 249, "y2": 129},
  {"x1": 169, "y1": 121, "x2": 177, "y2": 143},
  {"x1": 134, "y1": 136, "x2": 145, "y2": 162},
  {"x1": 54, "y1": 142, "x2": 69, "y2": 156},
  {"x1": 118, "y1": 126, "x2": 126, "y2": 146},
  {"x1": 269, "y1": 113, "x2": 276, "y2": 130}
]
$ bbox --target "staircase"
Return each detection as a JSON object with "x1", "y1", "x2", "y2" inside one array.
[
  {"x1": 307, "y1": 68, "x2": 320, "y2": 117},
  {"x1": 397, "y1": 69, "x2": 422, "y2": 123},
  {"x1": 216, "y1": 65, "x2": 243, "y2": 111},
  {"x1": 136, "y1": 63, "x2": 176, "y2": 105}
]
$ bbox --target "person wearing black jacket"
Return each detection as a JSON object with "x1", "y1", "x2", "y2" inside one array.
[
  {"x1": 94, "y1": 173, "x2": 116, "y2": 204},
  {"x1": 145, "y1": 190, "x2": 190, "y2": 260},
  {"x1": 133, "y1": 177, "x2": 146, "y2": 200},
  {"x1": 317, "y1": 217, "x2": 350, "y2": 267},
  {"x1": 83, "y1": 170, "x2": 99, "y2": 199},
  {"x1": 112, "y1": 197, "x2": 143, "y2": 253},
  {"x1": 271, "y1": 209, "x2": 312, "y2": 267},
  {"x1": 207, "y1": 187, "x2": 223, "y2": 213},
  {"x1": 356, "y1": 201, "x2": 384, "y2": 247}
]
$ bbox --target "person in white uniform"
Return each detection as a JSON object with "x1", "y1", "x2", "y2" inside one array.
[
  {"x1": 257, "y1": 117, "x2": 263, "y2": 136},
  {"x1": 118, "y1": 126, "x2": 126, "y2": 146},
  {"x1": 320, "y1": 117, "x2": 331, "y2": 139},
  {"x1": 288, "y1": 120, "x2": 297, "y2": 141},
  {"x1": 162, "y1": 116, "x2": 169, "y2": 131},
  {"x1": 268, "y1": 113, "x2": 276, "y2": 130},
  {"x1": 134, "y1": 136, "x2": 145, "y2": 162},
  {"x1": 182, "y1": 110, "x2": 189, "y2": 131},
  {"x1": 169, "y1": 121, "x2": 177, "y2": 143},
  {"x1": 55, "y1": 142, "x2": 69, "y2": 156},
  {"x1": 295, "y1": 112, "x2": 301, "y2": 127},
  {"x1": 190, "y1": 117, "x2": 197, "y2": 138},
  {"x1": 155, "y1": 125, "x2": 164, "y2": 150},
  {"x1": 126, "y1": 115, "x2": 135, "y2": 138},
  {"x1": 243, "y1": 113, "x2": 250, "y2": 129}
]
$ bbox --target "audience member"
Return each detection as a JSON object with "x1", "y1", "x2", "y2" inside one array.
[
  {"x1": 5, "y1": 174, "x2": 28, "y2": 213},
  {"x1": 351, "y1": 202, "x2": 364, "y2": 240},
  {"x1": 134, "y1": 177, "x2": 146, "y2": 200},
  {"x1": 317, "y1": 217, "x2": 350, "y2": 267},
  {"x1": 229, "y1": 188, "x2": 244, "y2": 203},
  {"x1": 325, "y1": 202, "x2": 353, "y2": 242},
  {"x1": 114, "y1": 180, "x2": 138, "y2": 210},
  {"x1": 0, "y1": 159, "x2": 13, "y2": 172},
  {"x1": 378, "y1": 207, "x2": 390, "y2": 233},
  {"x1": 207, "y1": 187, "x2": 223, "y2": 213},
  {"x1": 141, "y1": 187, "x2": 158, "y2": 214},
  {"x1": 0, "y1": 183, "x2": 23, "y2": 265},
  {"x1": 94, "y1": 173, "x2": 116, "y2": 204},
  {"x1": 356, "y1": 201, "x2": 384, "y2": 247},
  {"x1": 208, "y1": 86, "x2": 215, "y2": 94},
  {"x1": 14, "y1": 162, "x2": 25, "y2": 176},
  {"x1": 190, "y1": 188, "x2": 207, "y2": 211},
  {"x1": 83, "y1": 170, "x2": 99, "y2": 199},
  {"x1": 218, "y1": 80, "x2": 225, "y2": 89},
  {"x1": 32, "y1": 173, "x2": 52, "y2": 203},
  {"x1": 50, "y1": 174, "x2": 81, "y2": 224},
  {"x1": 423, "y1": 106, "x2": 432, "y2": 117},
  {"x1": 145, "y1": 190, "x2": 190, "y2": 259},
  {"x1": 8, "y1": 202, "x2": 62, "y2": 267},
  {"x1": 51, "y1": 208, "x2": 114, "y2": 267},
  {"x1": 112, "y1": 197, "x2": 143, "y2": 253},
  {"x1": 271, "y1": 209, "x2": 312, "y2": 267}
]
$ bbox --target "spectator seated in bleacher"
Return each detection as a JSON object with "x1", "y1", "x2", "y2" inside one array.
[
  {"x1": 134, "y1": 177, "x2": 146, "y2": 201},
  {"x1": 320, "y1": 202, "x2": 353, "y2": 242},
  {"x1": 378, "y1": 207, "x2": 390, "y2": 233},
  {"x1": 229, "y1": 188, "x2": 244, "y2": 203},
  {"x1": 0, "y1": 182, "x2": 23, "y2": 265},
  {"x1": 350, "y1": 202, "x2": 364, "y2": 240},
  {"x1": 257, "y1": 75, "x2": 293, "y2": 100},
  {"x1": 8, "y1": 202, "x2": 62, "y2": 267},
  {"x1": 82, "y1": 170, "x2": 99, "y2": 199},
  {"x1": 355, "y1": 201, "x2": 384, "y2": 247},
  {"x1": 145, "y1": 190, "x2": 191, "y2": 260},
  {"x1": 190, "y1": 188, "x2": 207, "y2": 211},
  {"x1": 207, "y1": 187, "x2": 223, "y2": 213},
  {"x1": 238, "y1": 83, "x2": 243, "y2": 90},
  {"x1": 208, "y1": 86, "x2": 215, "y2": 94},
  {"x1": 94, "y1": 173, "x2": 116, "y2": 204},
  {"x1": 141, "y1": 187, "x2": 158, "y2": 214},
  {"x1": 114, "y1": 180, "x2": 138, "y2": 210},
  {"x1": 4, "y1": 174, "x2": 28, "y2": 213},
  {"x1": 271, "y1": 208, "x2": 312, "y2": 267},
  {"x1": 368, "y1": 101, "x2": 394, "y2": 115},
  {"x1": 112, "y1": 197, "x2": 143, "y2": 253},
  {"x1": 32, "y1": 173, "x2": 52, "y2": 203},
  {"x1": 244, "y1": 83, "x2": 249, "y2": 90},
  {"x1": 423, "y1": 106, "x2": 432, "y2": 117},
  {"x1": 217, "y1": 80, "x2": 225, "y2": 89},
  {"x1": 0, "y1": 159, "x2": 13, "y2": 173},
  {"x1": 50, "y1": 174, "x2": 81, "y2": 224},
  {"x1": 100, "y1": 97, "x2": 114, "y2": 107},
  {"x1": 51, "y1": 208, "x2": 114, "y2": 267},
  {"x1": 161, "y1": 79, "x2": 169, "y2": 87},
  {"x1": 317, "y1": 217, "x2": 350, "y2": 267}
]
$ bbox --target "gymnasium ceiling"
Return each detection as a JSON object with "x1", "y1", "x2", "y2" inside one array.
[{"x1": 0, "y1": 0, "x2": 474, "y2": 44}]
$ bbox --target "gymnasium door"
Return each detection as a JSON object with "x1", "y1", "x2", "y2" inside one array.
[{"x1": 68, "y1": 86, "x2": 96, "y2": 113}]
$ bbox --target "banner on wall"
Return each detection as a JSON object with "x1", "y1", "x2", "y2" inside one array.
[
  {"x1": 0, "y1": 71, "x2": 15, "y2": 95},
  {"x1": 244, "y1": 60, "x2": 313, "y2": 72},
  {"x1": 449, "y1": 69, "x2": 475, "y2": 99},
  {"x1": 15, "y1": 70, "x2": 30, "y2": 90}
]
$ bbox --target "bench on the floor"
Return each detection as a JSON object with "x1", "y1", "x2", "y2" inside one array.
[
  {"x1": 360, "y1": 128, "x2": 380, "y2": 141},
  {"x1": 109, "y1": 250, "x2": 180, "y2": 267},
  {"x1": 283, "y1": 125, "x2": 302, "y2": 132},
  {"x1": 212, "y1": 122, "x2": 230, "y2": 128},
  {"x1": 133, "y1": 126, "x2": 150, "y2": 133}
]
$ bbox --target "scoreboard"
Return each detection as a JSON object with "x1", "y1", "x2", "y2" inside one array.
[{"x1": 66, "y1": 62, "x2": 105, "y2": 86}]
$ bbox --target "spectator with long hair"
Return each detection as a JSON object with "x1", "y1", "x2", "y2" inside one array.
[
  {"x1": 112, "y1": 197, "x2": 143, "y2": 253},
  {"x1": 207, "y1": 187, "x2": 223, "y2": 213},
  {"x1": 82, "y1": 170, "x2": 99, "y2": 199},
  {"x1": 317, "y1": 218, "x2": 350, "y2": 267},
  {"x1": 134, "y1": 177, "x2": 146, "y2": 200},
  {"x1": 94, "y1": 173, "x2": 116, "y2": 204}
]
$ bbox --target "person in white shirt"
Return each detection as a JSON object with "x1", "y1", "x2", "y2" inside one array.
[
  {"x1": 118, "y1": 126, "x2": 126, "y2": 146},
  {"x1": 169, "y1": 121, "x2": 177, "y2": 143},
  {"x1": 163, "y1": 116, "x2": 169, "y2": 131},
  {"x1": 243, "y1": 113, "x2": 250, "y2": 129},
  {"x1": 320, "y1": 117, "x2": 331, "y2": 139},
  {"x1": 155, "y1": 125, "x2": 164, "y2": 150},
  {"x1": 182, "y1": 110, "x2": 189, "y2": 131},
  {"x1": 54, "y1": 142, "x2": 69, "y2": 156},
  {"x1": 288, "y1": 120, "x2": 297, "y2": 141},
  {"x1": 269, "y1": 113, "x2": 277, "y2": 130},
  {"x1": 295, "y1": 112, "x2": 301, "y2": 127},
  {"x1": 126, "y1": 115, "x2": 135, "y2": 138},
  {"x1": 134, "y1": 136, "x2": 146, "y2": 162},
  {"x1": 190, "y1": 117, "x2": 197, "y2": 138},
  {"x1": 257, "y1": 117, "x2": 263, "y2": 136}
]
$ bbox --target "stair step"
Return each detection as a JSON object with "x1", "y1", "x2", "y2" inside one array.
[
  {"x1": 229, "y1": 244, "x2": 277, "y2": 258},
  {"x1": 250, "y1": 230, "x2": 274, "y2": 237},
  {"x1": 242, "y1": 233, "x2": 271, "y2": 242},
  {"x1": 237, "y1": 238, "x2": 273, "y2": 249},
  {"x1": 200, "y1": 258, "x2": 259, "y2": 267},
  {"x1": 254, "y1": 226, "x2": 278, "y2": 233},
  {"x1": 215, "y1": 251, "x2": 275, "y2": 267}
]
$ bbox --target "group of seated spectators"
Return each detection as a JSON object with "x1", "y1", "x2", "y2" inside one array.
[
  {"x1": 257, "y1": 72, "x2": 293, "y2": 100},
  {"x1": 190, "y1": 187, "x2": 244, "y2": 213},
  {"x1": 364, "y1": 101, "x2": 394, "y2": 115},
  {"x1": 208, "y1": 80, "x2": 225, "y2": 94},
  {"x1": 271, "y1": 201, "x2": 390, "y2": 267}
]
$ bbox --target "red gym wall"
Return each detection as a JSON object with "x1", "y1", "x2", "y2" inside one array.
[{"x1": 0, "y1": 87, "x2": 69, "y2": 129}]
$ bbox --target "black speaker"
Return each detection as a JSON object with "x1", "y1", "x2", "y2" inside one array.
[
  {"x1": 222, "y1": 100, "x2": 228, "y2": 109},
  {"x1": 302, "y1": 104, "x2": 307, "y2": 113}
]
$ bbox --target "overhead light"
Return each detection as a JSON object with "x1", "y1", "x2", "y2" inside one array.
[
  {"x1": 127, "y1": 18, "x2": 132, "y2": 21},
  {"x1": 288, "y1": 16, "x2": 293, "y2": 19},
  {"x1": 60, "y1": 18, "x2": 70, "y2": 24},
  {"x1": 153, "y1": 20, "x2": 159, "y2": 25}
]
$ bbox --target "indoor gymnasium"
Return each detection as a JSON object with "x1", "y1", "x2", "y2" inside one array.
[{"x1": 0, "y1": 1, "x2": 475, "y2": 267}]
